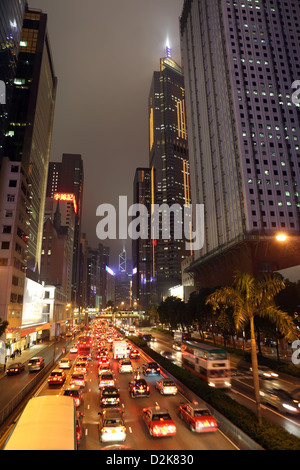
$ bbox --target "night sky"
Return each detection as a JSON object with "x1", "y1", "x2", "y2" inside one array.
[{"x1": 28, "y1": 0, "x2": 184, "y2": 269}]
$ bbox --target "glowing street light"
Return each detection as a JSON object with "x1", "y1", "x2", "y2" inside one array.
[{"x1": 275, "y1": 233, "x2": 287, "y2": 242}]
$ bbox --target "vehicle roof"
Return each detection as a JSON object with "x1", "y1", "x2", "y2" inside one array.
[
  {"x1": 183, "y1": 402, "x2": 210, "y2": 411},
  {"x1": 102, "y1": 407, "x2": 123, "y2": 416},
  {"x1": 4, "y1": 396, "x2": 76, "y2": 450}
]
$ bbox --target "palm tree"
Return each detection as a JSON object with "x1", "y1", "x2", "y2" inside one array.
[{"x1": 206, "y1": 271, "x2": 299, "y2": 424}]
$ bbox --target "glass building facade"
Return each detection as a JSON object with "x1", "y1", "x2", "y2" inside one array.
[
  {"x1": 4, "y1": 7, "x2": 57, "y2": 273},
  {"x1": 0, "y1": 0, "x2": 26, "y2": 163},
  {"x1": 148, "y1": 51, "x2": 190, "y2": 299}
]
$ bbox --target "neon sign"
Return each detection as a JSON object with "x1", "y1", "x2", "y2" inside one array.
[{"x1": 53, "y1": 193, "x2": 77, "y2": 213}]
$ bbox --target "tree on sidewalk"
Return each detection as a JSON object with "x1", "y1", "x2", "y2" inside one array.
[{"x1": 206, "y1": 271, "x2": 299, "y2": 425}]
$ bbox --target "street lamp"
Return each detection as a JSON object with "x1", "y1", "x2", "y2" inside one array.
[{"x1": 275, "y1": 233, "x2": 287, "y2": 242}]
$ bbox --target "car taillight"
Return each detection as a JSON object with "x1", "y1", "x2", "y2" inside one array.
[{"x1": 146, "y1": 386, "x2": 150, "y2": 391}]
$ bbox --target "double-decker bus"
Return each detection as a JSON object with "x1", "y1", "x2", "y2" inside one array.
[
  {"x1": 181, "y1": 340, "x2": 231, "y2": 389},
  {"x1": 77, "y1": 334, "x2": 92, "y2": 357}
]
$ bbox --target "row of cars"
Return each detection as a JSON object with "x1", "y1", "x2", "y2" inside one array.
[{"x1": 91, "y1": 322, "x2": 219, "y2": 443}]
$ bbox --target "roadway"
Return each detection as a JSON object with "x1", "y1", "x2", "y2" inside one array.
[
  {"x1": 147, "y1": 328, "x2": 300, "y2": 440},
  {"x1": 33, "y1": 340, "x2": 238, "y2": 450}
]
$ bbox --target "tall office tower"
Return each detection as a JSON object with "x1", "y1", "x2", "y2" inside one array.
[
  {"x1": 180, "y1": 0, "x2": 300, "y2": 288},
  {"x1": 4, "y1": 7, "x2": 57, "y2": 274},
  {"x1": 47, "y1": 154, "x2": 84, "y2": 305},
  {"x1": 132, "y1": 168, "x2": 153, "y2": 308},
  {"x1": 0, "y1": 0, "x2": 26, "y2": 163},
  {"x1": 98, "y1": 243, "x2": 110, "y2": 309},
  {"x1": 78, "y1": 233, "x2": 88, "y2": 310},
  {"x1": 149, "y1": 45, "x2": 190, "y2": 300}
]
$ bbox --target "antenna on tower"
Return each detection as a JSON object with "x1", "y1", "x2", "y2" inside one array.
[
  {"x1": 119, "y1": 247, "x2": 126, "y2": 272},
  {"x1": 165, "y1": 37, "x2": 172, "y2": 58}
]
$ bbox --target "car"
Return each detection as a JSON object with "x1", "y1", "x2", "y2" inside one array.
[
  {"x1": 160, "y1": 350, "x2": 175, "y2": 360},
  {"x1": 98, "y1": 358, "x2": 111, "y2": 373},
  {"x1": 118, "y1": 359, "x2": 133, "y2": 373},
  {"x1": 47, "y1": 369, "x2": 66, "y2": 385},
  {"x1": 99, "y1": 407, "x2": 127, "y2": 443},
  {"x1": 76, "y1": 355, "x2": 89, "y2": 363},
  {"x1": 156, "y1": 378, "x2": 178, "y2": 395},
  {"x1": 28, "y1": 356, "x2": 45, "y2": 372},
  {"x1": 142, "y1": 334, "x2": 156, "y2": 342},
  {"x1": 59, "y1": 358, "x2": 71, "y2": 369},
  {"x1": 129, "y1": 349, "x2": 140, "y2": 359},
  {"x1": 100, "y1": 386, "x2": 121, "y2": 407},
  {"x1": 142, "y1": 406, "x2": 176, "y2": 437},
  {"x1": 143, "y1": 362, "x2": 161, "y2": 376},
  {"x1": 129, "y1": 377, "x2": 150, "y2": 398},
  {"x1": 63, "y1": 387, "x2": 83, "y2": 407},
  {"x1": 172, "y1": 342, "x2": 181, "y2": 351},
  {"x1": 259, "y1": 387, "x2": 300, "y2": 414},
  {"x1": 70, "y1": 372, "x2": 86, "y2": 388},
  {"x1": 250, "y1": 365, "x2": 279, "y2": 379},
  {"x1": 6, "y1": 362, "x2": 25, "y2": 376},
  {"x1": 69, "y1": 345, "x2": 78, "y2": 354},
  {"x1": 74, "y1": 361, "x2": 87, "y2": 374},
  {"x1": 179, "y1": 402, "x2": 218, "y2": 432},
  {"x1": 99, "y1": 371, "x2": 115, "y2": 389},
  {"x1": 76, "y1": 411, "x2": 84, "y2": 445}
]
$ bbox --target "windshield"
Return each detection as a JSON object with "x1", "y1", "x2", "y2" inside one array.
[
  {"x1": 152, "y1": 413, "x2": 171, "y2": 421},
  {"x1": 194, "y1": 409, "x2": 210, "y2": 416}
]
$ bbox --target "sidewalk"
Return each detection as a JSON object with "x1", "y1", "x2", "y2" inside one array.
[{"x1": 0, "y1": 342, "x2": 52, "y2": 379}]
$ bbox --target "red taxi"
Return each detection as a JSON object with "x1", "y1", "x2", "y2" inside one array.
[
  {"x1": 47, "y1": 369, "x2": 66, "y2": 386},
  {"x1": 142, "y1": 406, "x2": 176, "y2": 437},
  {"x1": 76, "y1": 411, "x2": 84, "y2": 446},
  {"x1": 129, "y1": 349, "x2": 140, "y2": 359},
  {"x1": 63, "y1": 387, "x2": 83, "y2": 407},
  {"x1": 178, "y1": 402, "x2": 217, "y2": 433}
]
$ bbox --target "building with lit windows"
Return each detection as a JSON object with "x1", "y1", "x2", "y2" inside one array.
[
  {"x1": 3, "y1": 6, "x2": 57, "y2": 274},
  {"x1": 46, "y1": 154, "x2": 84, "y2": 306},
  {"x1": 132, "y1": 168, "x2": 152, "y2": 308},
  {"x1": 148, "y1": 45, "x2": 191, "y2": 300},
  {"x1": 0, "y1": 0, "x2": 26, "y2": 163},
  {"x1": 180, "y1": 0, "x2": 300, "y2": 287}
]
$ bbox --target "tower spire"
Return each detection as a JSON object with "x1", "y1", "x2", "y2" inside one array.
[{"x1": 165, "y1": 37, "x2": 171, "y2": 58}]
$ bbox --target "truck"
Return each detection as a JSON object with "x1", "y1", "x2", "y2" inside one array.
[
  {"x1": 113, "y1": 341, "x2": 128, "y2": 359},
  {"x1": 173, "y1": 331, "x2": 191, "y2": 343}
]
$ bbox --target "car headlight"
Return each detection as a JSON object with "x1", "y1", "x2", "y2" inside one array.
[{"x1": 282, "y1": 403, "x2": 298, "y2": 412}]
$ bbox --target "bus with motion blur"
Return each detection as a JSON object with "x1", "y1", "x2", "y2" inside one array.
[
  {"x1": 181, "y1": 340, "x2": 231, "y2": 389},
  {"x1": 77, "y1": 334, "x2": 92, "y2": 357},
  {"x1": 3, "y1": 395, "x2": 77, "y2": 450}
]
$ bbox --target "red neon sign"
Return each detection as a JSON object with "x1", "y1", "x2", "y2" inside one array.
[{"x1": 53, "y1": 193, "x2": 77, "y2": 213}]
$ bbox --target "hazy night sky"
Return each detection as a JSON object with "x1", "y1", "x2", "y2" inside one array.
[{"x1": 28, "y1": 0, "x2": 184, "y2": 269}]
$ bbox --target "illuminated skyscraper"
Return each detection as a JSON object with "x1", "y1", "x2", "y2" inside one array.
[
  {"x1": 46, "y1": 153, "x2": 84, "y2": 306},
  {"x1": 149, "y1": 44, "x2": 190, "y2": 300},
  {"x1": 180, "y1": 0, "x2": 300, "y2": 287},
  {"x1": 4, "y1": 7, "x2": 57, "y2": 274},
  {"x1": 132, "y1": 168, "x2": 152, "y2": 308},
  {"x1": 0, "y1": 0, "x2": 26, "y2": 163}
]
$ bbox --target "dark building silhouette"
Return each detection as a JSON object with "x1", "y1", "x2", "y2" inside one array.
[{"x1": 148, "y1": 46, "x2": 191, "y2": 300}]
